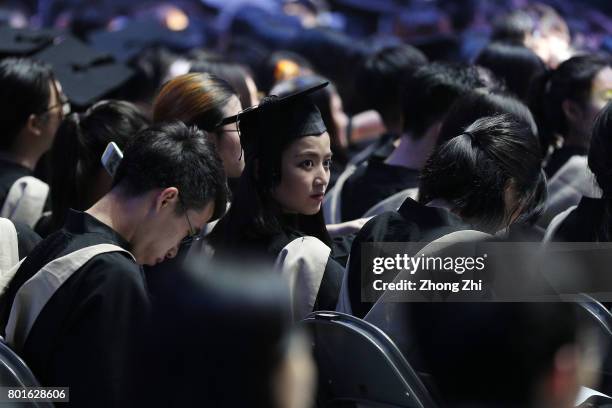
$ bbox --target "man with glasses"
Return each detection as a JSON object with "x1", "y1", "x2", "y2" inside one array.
[
  {"x1": 0, "y1": 122, "x2": 228, "y2": 407},
  {"x1": 0, "y1": 57, "x2": 69, "y2": 228}
]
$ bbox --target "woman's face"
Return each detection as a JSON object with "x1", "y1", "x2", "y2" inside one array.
[
  {"x1": 568, "y1": 67, "x2": 612, "y2": 139},
  {"x1": 587, "y1": 66, "x2": 612, "y2": 117},
  {"x1": 272, "y1": 133, "x2": 332, "y2": 215},
  {"x1": 212, "y1": 95, "x2": 244, "y2": 178}
]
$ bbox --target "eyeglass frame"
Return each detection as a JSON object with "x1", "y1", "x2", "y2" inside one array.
[
  {"x1": 179, "y1": 196, "x2": 201, "y2": 244},
  {"x1": 41, "y1": 80, "x2": 71, "y2": 117}
]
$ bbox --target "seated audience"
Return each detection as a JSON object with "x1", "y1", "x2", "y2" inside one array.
[{"x1": 340, "y1": 63, "x2": 486, "y2": 221}]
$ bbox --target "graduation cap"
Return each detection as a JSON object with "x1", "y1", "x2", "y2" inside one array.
[
  {"x1": 33, "y1": 36, "x2": 134, "y2": 110},
  {"x1": 0, "y1": 27, "x2": 62, "y2": 57},
  {"x1": 89, "y1": 19, "x2": 202, "y2": 63},
  {"x1": 218, "y1": 81, "x2": 328, "y2": 162}
]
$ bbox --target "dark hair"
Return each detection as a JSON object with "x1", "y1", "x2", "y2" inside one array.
[
  {"x1": 210, "y1": 161, "x2": 332, "y2": 253},
  {"x1": 138, "y1": 263, "x2": 295, "y2": 407},
  {"x1": 587, "y1": 102, "x2": 612, "y2": 240},
  {"x1": 113, "y1": 121, "x2": 228, "y2": 220},
  {"x1": 491, "y1": 10, "x2": 534, "y2": 45},
  {"x1": 589, "y1": 101, "x2": 612, "y2": 195},
  {"x1": 123, "y1": 46, "x2": 179, "y2": 106},
  {"x1": 49, "y1": 100, "x2": 149, "y2": 232},
  {"x1": 0, "y1": 57, "x2": 55, "y2": 150},
  {"x1": 475, "y1": 42, "x2": 546, "y2": 101},
  {"x1": 153, "y1": 72, "x2": 237, "y2": 132},
  {"x1": 402, "y1": 63, "x2": 486, "y2": 138},
  {"x1": 411, "y1": 302, "x2": 580, "y2": 406},
  {"x1": 419, "y1": 114, "x2": 546, "y2": 232},
  {"x1": 438, "y1": 91, "x2": 538, "y2": 147},
  {"x1": 189, "y1": 60, "x2": 257, "y2": 109},
  {"x1": 529, "y1": 53, "x2": 612, "y2": 153},
  {"x1": 354, "y1": 44, "x2": 428, "y2": 129}
]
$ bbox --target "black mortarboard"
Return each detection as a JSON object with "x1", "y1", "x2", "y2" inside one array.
[
  {"x1": 89, "y1": 19, "x2": 202, "y2": 63},
  {"x1": 33, "y1": 36, "x2": 134, "y2": 109},
  {"x1": 0, "y1": 27, "x2": 62, "y2": 57},
  {"x1": 218, "y1": 81, "x2": 328, "y2": 162}
]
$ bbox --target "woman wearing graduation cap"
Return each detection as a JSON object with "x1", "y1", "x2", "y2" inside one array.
[{"x1": 208, "y1": 82, "x2": 343, "y2": 319}]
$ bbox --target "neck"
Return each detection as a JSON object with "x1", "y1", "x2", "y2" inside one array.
[
  {"x1": 385, "y1": 125, "x2": 440, "y2": 169},
  {"x1": 1, "y1": 149, "x2": 42, "y2": 171},
  {"x1": 563, "y1": 128, "x2": 590, "y2": 150},
  {"x1": 85, "y1": 190, "x2": 147, "y2": 243}
]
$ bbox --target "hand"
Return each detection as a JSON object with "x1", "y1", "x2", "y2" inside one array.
[{"x1": 327, "y1": 217, "x2": 373, "y2": 237}]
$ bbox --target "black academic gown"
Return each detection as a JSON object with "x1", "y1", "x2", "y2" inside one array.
[
  {"x1": 554, "y1": 196, "x2": 612, "y2": 242},
  {"x1": 340, "y1": 159, "x2": 420, "y2": 222},
  {"x1": 0, "y1": 210, "x2": 151, "y2": 407},
  {"x1": 211, "y1": 219, "x2": 344, "y2": 312},
  {"x1": 0, "y1": 157, "x2": 32, "y2": 209},
  {"x1": 544, "y1": 145, "x2": 587, "y2": 178},
  {"x1": 13, "y1": 221, "x2": 42, "y2": 259},
  {"x1": 346, "y1": 198, "x2": 470, "y2": 318}
]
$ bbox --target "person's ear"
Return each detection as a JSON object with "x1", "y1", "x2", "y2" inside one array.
[
  {"x1": 562, "y1": 99, "x2": 584, "y2": 128},
  {"x1": 25, "y1": 114, "x2": 43, "y2": 137},
  {"x1": 155, "y1": 187, "x2": 179, "y2": 213}
]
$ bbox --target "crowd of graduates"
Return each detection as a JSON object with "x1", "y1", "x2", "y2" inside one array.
[{"x1": 0, "y1": 0, "x2": 611, "y2": 407}]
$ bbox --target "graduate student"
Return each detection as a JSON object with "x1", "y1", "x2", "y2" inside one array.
[
  {"x1": 209, "y1": 82, "x2": 344, "y2": 318},
  {"x1": 530, "y1": 53, "x2": 611, "y2": 226},
  {"x1": 323, "y1": 44, "x2": 428, "y2": 223},
  {"x1": 341, "y1": 112, "x2": 546, "y2": 317},
  {"x1": 552, "y1": 101, "x2": 612, "y2": 242},
  {"x1": 153, "y1": 72, "x2": 244, "y2": 179},
  {"x1": 340, "y1": 63, "x2": 486, "y2": 221},
  {"x1": 0, "y1": 57, "x2": 67, "y2": 227},
  {"x1": 530, "y1": 53, "x2": 612, "y2": 177},
  {"x1": 36, "y1": 100, "x2": 149, "y2": 237},
  {"x1": 0, "y1": 122, "x2": 228, "y2": 407}
]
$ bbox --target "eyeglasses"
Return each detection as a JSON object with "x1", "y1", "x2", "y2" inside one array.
[
  {"x1": 45, "y1": 99, "x2": 71, "y2": 117},
  {"x1": 179, "y1": 198, "x2": 201, "y2": 245},
  {"x1": 42, "y1": 83, "x2": 71, "y2": 117}
]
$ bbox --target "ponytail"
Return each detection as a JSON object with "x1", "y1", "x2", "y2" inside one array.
[
  {"x1": 49, "y1": 113, "x2": 82, "y2": 231},
  {"x1": 420, "y1": 114, "x2": 543, "y2": 233},
  {"x1": 527, "y1": 68, "x2": 556, "y2": 157}
]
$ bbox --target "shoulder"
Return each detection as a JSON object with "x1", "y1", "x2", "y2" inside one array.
[
  {"x1": 555, "y1": 198, "x2": 605, "y2": 241},
  {"x1": 83, "y1": 251, "x2": 143, "y2": 286},
  {"x1": 344, "y1": 161, "x2": 369, "y2": 187},
  {"x1": 355, "y1": 210, "x2": 412, "y2": 243}
]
